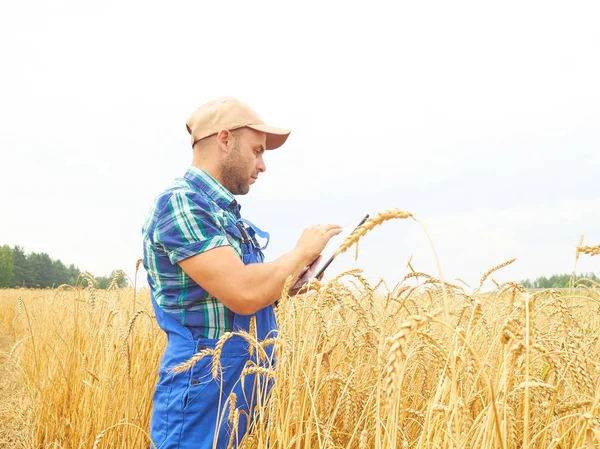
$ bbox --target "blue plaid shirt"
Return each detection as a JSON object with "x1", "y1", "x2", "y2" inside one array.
[{"x1": 142, "y1": 166, "x2": 244, "y2": 338}]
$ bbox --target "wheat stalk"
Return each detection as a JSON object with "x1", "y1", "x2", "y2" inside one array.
[
  {"x1": 107, "y1": 271, "x2": 125, "y2": 291},
  {"x1": 169, "y1": 348, "x2": 216, "y2": 374}
]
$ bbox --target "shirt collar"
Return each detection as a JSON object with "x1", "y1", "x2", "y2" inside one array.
[{"x1": 183, "y1": 165, "x2": 240, "y2": 212}]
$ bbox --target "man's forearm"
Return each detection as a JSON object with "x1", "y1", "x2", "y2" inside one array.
[{"x1": 240, "y1": 247, "x2": 312, "y2": 312}]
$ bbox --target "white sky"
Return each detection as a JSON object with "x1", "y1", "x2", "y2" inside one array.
[{"x1": 0, "y1": 0, "x2": 598, "y2": 291}]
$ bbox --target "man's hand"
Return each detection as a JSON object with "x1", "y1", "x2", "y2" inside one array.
[
  {"x1": 286, "y1": 223, "x2": 341, "y2": 296},
  {"x1": 288, "y1": 255, "x2": 324, "y2": 296},
  {"x1": 295, "y1": 224, "x2": 342, "y2": 262}
]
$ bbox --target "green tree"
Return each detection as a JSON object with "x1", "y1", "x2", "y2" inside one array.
[
  {"x1": 0, "y1": 245, "x2": 14, "y2": 288},
  {"x1": 38, "y1": 252, "x2": 54, "y2": 288},
  {"x1": 26, "y1": 252, "x2": 43, "y2": 288},
  {"x1": 67, "y1": 264, "x2": 81, "y2": 286},
  {"x1": 11, "y1": 246, "x2": 29, "y2": 287},
  {"x1": 521, "y1": 272, "x2": 600, "y2": 289},
  {"x1": 2, "y1": 244, "x2": 130, "y2": 289},
  {"x1": 51, "y1": 259, "x2": 69, "y2": 286},
  {"x1": 94, "y1": 270, "x2": 128, "y2": 289},
  {"x1": 95, "y1": 276, "x2": 110, "y2": 289},
  {"x1": 536, "y1": 276, "x2": 549, "y2": 288}
]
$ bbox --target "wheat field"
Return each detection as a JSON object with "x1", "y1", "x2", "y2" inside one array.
[{"x1": 1, "y1": 211, "x2": 599, "y2": 449}]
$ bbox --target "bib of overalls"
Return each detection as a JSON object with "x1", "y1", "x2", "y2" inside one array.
[{"x1": 150, "y1": 218, "x2": 277, "y2": 449}]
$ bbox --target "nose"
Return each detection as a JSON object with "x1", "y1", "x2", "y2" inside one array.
[{"x1": 256, "y1": 154, "x2": 266, "y2": 173}]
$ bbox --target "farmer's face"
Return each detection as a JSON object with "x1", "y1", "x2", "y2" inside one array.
[{"x1": 221, "y1": 128, "x2": 267, "y2": 195}]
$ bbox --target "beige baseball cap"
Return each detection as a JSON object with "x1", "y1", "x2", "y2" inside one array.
[{"x1": 186, "y1": 97, "x2": 291, "y2": 150}]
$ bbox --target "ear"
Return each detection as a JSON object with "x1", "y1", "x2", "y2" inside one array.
[{"x1": 215, "y1": 129, "x2": 233, "y2": 154}]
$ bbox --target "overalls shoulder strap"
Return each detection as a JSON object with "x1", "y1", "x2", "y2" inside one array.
[{"x1": 236, "y1": 218, "x2": 270, "y2": 251}]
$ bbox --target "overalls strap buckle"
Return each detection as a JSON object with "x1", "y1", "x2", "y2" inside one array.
[
  {"x1": 236, "y1": 218, "x2": 270, "y2": 251},
  {"x1": 234, "y1": 221, "x2": 251, "y2": 245}
]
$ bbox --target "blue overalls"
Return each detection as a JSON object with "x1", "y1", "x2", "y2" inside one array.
[{"x1": 150, "y1": 218, "x2": 277, "y2": 449}]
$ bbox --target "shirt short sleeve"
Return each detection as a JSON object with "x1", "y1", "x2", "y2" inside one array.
[{"x1": 154, "y1": 191, "x2": 230, "y2": 264}]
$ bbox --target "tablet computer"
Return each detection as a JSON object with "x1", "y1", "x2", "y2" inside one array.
[{"x1": 292, "y1": 214, "x2": 369, "y2": 289}]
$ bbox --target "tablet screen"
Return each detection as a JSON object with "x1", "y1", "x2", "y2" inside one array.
[{"x1": 311, "y1": 214, "x2": 369, "y2": 279}]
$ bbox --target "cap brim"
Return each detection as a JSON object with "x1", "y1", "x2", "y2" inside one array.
[{"x1": 247, "y1": 124, "x2": 291, "y2": 150}]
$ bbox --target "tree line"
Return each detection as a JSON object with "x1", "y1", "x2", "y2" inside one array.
[
  {"x1": 520, "y1": 272, "x2": 598, "y2": 289},
  {"x1": 0, "y1": 243, "x2": 596, "y2": 291},
  {"x1": 0, "y1": 245, "x2": 128, "y2": 289}
]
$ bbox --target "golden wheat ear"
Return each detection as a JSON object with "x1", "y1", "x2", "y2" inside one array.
[
  {"x1": 577, "y1": 244, "x2": 600, "y2": 257},
  {"x1": 336, "y1": 208, "x2": 414, "y2": 256}
]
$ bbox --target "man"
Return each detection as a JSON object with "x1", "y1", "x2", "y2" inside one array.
[{"x1": 142, "y1": 97, "x2": 342, "y2": 449}]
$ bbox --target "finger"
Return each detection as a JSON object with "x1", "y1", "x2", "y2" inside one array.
[
  {"x1": 323, "y1": 224, "x2": 342, "y2": 231},
  {"x1": 327, "y1": 227, "x2": 343, "y2": 237}
]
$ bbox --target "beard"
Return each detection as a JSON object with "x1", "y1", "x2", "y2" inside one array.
[{"x1": 221, "y1": 141, "x2": 251, "y2": 195}]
